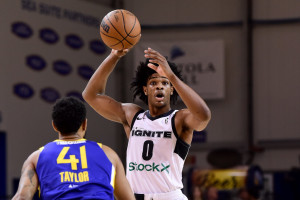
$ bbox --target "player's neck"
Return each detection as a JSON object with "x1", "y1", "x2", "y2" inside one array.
[
  {"x1": 148, "y1": 105, "x2": 171, "y2": 117},
  {"x1": 59, "y1": 133, "x2": 83, "y2": 141}
]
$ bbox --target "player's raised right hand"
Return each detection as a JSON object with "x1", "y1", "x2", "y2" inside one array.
[{"x1": 111, "y1": 49, "x2": 129, "y2": 58}]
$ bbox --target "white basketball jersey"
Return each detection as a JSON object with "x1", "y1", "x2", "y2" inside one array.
[{"x1": 126, "y1": 110, "x2": 190, "y2": 194}]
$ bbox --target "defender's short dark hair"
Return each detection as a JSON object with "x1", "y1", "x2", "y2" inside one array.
[
  {"x1": 52, "y1": 96, "x2": 86, "y2": 135},
  {"x1": 130, "y1": 58, "x2": 183, "y2": 105}
]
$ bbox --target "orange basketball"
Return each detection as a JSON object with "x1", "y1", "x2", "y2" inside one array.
[{"x1": 100, "y1": 9, "x2": 141, "y2": 50}]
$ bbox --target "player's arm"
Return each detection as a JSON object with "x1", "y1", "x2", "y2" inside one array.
[
  {"x1": 82, "y1": 49, "x2": 141, "y2": 136},
  {"x1": 102, "y1": 145, "x2": 135, "y2": 200},
  {"x1": 145, "y1": 47, "x2": 211, "y2": 131},
  {"x1": 12, "y1": 150, "x2": 40, "y2": 200}
]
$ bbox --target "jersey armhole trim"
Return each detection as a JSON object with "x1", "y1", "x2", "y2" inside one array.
[
  {"x1": 171, "y1": 111, "x2": 179, "y2": 139},
  {"x1": 130, "y1": 109, "x2": 144, "y2": 130}
]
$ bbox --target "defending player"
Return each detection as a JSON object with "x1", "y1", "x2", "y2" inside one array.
[
  {"x1": 12, "y1": 97, "x2": 135, "y2": 200},
  {"x1": 82, "y1": 48, "x2": 211, "y2": 200}
]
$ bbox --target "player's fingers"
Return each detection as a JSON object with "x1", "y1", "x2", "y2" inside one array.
[
  {"x1": 145, "y1": 47, "x2": 161, "y2": 57},
  {"x1": 147, "y1": 63, "x2": 158, "y2": 71},
  {"x1": 144, "y1": 47, "x2": 164, "y2": 61},
  {"x1": 144, "y1": 53, "x2": 164, "y2": 64},
  {"x1": 144, "y1": 52, "x2": 160, "y2": 62},
  {"x1": 118, "y1": 48, "x2": 129, "y2": 54},
  {"x1": 113, "y1": 48, "x2": 129, "y2": 57},
  {"x1": 148, "y1": 59, "x2": 159, "y2": 66}
]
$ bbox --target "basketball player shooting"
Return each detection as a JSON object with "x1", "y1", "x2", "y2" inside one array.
[{"x1": 82, "y1": 47, "x2": 211, "y2": 200}]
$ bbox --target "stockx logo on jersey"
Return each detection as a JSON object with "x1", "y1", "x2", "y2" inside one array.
[{"x1": 128, "y1": 162, "x2": 170, "y2": 173}]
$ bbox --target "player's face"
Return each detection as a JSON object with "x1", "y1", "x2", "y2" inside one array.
[{"x1": 144, "y1": 73, "x2": 173, "y2": 107}]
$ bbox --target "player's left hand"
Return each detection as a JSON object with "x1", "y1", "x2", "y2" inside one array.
[{"x1": 144, "y1": 47, "x2": 173, "y2": 78}]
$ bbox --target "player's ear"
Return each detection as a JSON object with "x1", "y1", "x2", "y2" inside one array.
[
  {"x1": 143, "y1": 86, "x2": 147, "y2": 95},
  {"x1": 170, "y1": 86, "x2": 174, "y2": 95},
  {"x1": 52, "y1": 120, "x2": 59, "y2": 132},
  {"x1": 82, "y1": 119, "x2": 87, "y2": 131}
]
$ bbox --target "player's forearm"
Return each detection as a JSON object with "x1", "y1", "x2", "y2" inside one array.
[
  {"x1": 83, "y1": 53, "x2": 120, "y2": 99},
  {"x1": 12, "y1": 190, "x2": 35, "y2": 200},
  {"x1": 169, "y1": 73, "x2": 211, "y2": 121},
  {"x1": 12, "y1": 179, "x2": 37, "y2": 200}
]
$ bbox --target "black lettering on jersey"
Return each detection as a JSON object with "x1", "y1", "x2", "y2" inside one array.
[
  {"x1": 132, "y1": 129, "x2": 172, "y2": 139},
  {"x1": 164, "y1": 131, "x2": 171, "y2": 138},
  {"x1": 143, "y1": 130, "x2": 152, "y2": 137},
  {"x1": 155, "y1": 131, "x2": 163, "y2": 137},
  {"x1": 135, "y1": 130, "x2": 142, "y2": 136}
]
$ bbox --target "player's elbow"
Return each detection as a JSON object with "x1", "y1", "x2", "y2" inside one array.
[
  {"x1": 202, "y1": 110, "x2": 211, "y2": 129},
  {"x1": 82, "y1": 87, "x2": 105, "y2": 103},
  {"x1": 195, "y1": 109, "x2": 211, "y2": 131},
  {"x1": 82, "y1": 89, "x2": 90, "y2": 102},
  {"x1": 82, "y1": 89, "x2": 96, "y2": 104},
  {"x1": 203, "y1": 108, "x2": 211, "y2": 122},
  {"x1": 196, "y1": 107, "x2": 211, "y2": 123}
]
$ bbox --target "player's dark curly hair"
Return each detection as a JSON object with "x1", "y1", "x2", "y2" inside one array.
[
  {"x1": 131, "y1": 58, "x2": 183, "y2": 105},
  {"x1": 52, "y1": 96, "x2": 86, "y2": 135}
]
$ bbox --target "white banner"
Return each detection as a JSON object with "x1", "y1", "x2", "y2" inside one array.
[{"x1": 134, "y1": 40, "x2": 225, "y2": 100}]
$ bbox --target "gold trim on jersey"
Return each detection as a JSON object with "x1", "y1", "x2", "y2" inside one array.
[{"x1": 110, "y1": 165, "x2": 116, "y2": 189}]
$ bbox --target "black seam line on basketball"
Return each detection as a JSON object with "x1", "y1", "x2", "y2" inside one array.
[
  {"x1": 121, "y1": 10, "x2": 127, "y2": 34},
  {"x1": 107, "y1": 31, "x2": 134, "y2": 47},
  {"x1": 100, "y1": 30, "x2": 123, "y2": 42},
  {"x1": 106, "y1": 11, "x2": 128, "y2": 41},
  {"x1": 101, "y1": 31, "x2": 131, "y2": 48},
  {"x1": 121, "y1": 10, "x2": 136, "y2": 36},
  {"x1": 112, "y1": 34, "x2": 133, "y2": 47},
  {"x1": 127, "y1": 32, "x2": 141, "y2": 38},
  {"x1": 110, "y1": 41, "x2": 124, "y2": 49},
  {"x1": 120, "y1": 10, "x2": 135, "y2": 45},
  {"x1": 100, "y1": 30, "x2": 124, "y2": 48},
  {"x1": 105, "y1": 14, "x2": 133, "y2": 46},
  {"x1": 120, "y1": 10, "x2": 140, "y2": 38}
]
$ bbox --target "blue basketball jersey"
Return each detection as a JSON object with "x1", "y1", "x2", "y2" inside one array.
[{"x1": 36, "y1": 139, "x2": 115, "y2": 200}]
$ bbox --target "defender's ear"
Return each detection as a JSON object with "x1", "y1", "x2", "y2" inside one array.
[
  {"x1": 82, "y1": 119, "x2": 87, "y2": 131},
  {"x1": 52, "y1": 121, "x2": 59, "y2": 132}
]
